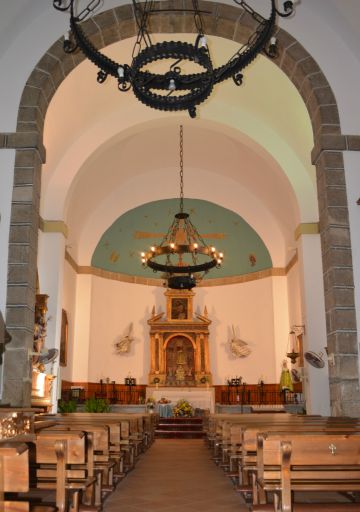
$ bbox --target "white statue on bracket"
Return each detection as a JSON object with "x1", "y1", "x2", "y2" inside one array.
[
  {"x1": 115, "y1": 323, "x2": 134, "y2": 354},
  {"x1": 230, "y1": 325, "x2": 251, "y2": 358}
]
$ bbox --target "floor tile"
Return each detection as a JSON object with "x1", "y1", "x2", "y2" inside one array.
[{"x1": 103, "y1": 439, "x2": 248, "y2": 512}]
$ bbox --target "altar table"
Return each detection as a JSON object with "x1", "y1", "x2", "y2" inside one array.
[
  {"x1": 157, "y1": 403, "x2": 173, "y2": 418},
  {"x1": 147, "y1": 386, "x2": 215, "y2": 413}
]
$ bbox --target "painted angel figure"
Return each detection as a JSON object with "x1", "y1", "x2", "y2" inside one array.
[
  {"x1": 230, "y1": 325, "x2": 251, "y2": 358},
  {"x1": 115, "y1": 323, "x2": 134, "y2": 354}
]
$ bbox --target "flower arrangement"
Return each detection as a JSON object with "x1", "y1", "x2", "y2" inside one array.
[
  {"x1": 158, "y1": 397, "x2": 171, "y2": 404},
  {"x1": 146, "y1": 397, "x2": 156, "y2": 409},
  {"x1": 173, "y1": 399, "x2": 194, "y2": 418}
]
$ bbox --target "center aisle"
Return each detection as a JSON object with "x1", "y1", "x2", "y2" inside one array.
[{"x1": 104, "y1": 439, "x2": 248, "y2": 512}]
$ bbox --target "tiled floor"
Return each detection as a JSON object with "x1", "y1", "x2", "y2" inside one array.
[{"x1": 104, "y1": 439, "x2": 249, "y2": 512}]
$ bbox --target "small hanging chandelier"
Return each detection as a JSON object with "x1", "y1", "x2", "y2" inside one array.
[
  {"x1": 286, "y1": 329, "x2": 300, "y2": 364},
  {"x1": 141, "y1": 126, "x2": 224, "y2": 290}
]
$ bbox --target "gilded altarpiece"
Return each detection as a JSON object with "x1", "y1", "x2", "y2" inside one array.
[{"x1": 148, "y1": 290, "x2": 212, "y2": 386}]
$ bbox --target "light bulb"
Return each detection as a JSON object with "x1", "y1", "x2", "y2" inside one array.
[
  {"x1": 168, "y1": 79, "x2": 176, "y2": 91},
  {"x1": 117, "y1": 66, "x2": 125, "y2": 78},
  {"x1": 141, "y1": 252, "x2": 145, "y2": 257},
  {"x1": 151, "y1": 246, "x2": 155, "y2": 252}
]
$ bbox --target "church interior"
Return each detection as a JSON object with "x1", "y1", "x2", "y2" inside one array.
[{"x1": 1, "y1": 0, "x2": 360, "y2": 510}]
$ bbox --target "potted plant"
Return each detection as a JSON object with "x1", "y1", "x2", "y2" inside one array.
[
  {"x1": 84, "y1": 397, "x2": 110, "y2": 413},
  {"x1": 58, "y1": 399, "x2": 77, "y2": 413}
]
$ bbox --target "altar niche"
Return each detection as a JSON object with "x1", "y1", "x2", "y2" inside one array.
[
  {"x1": 166, "y1": 335, "x2": 195, "y2": 385},
  {"x1": 148, "y1": 289, "x2": 212, "y2": 386}
]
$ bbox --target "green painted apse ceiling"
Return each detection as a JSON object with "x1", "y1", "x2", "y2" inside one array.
[{"x1": 91, "y1": 199, "x2": 272, "y2": 280}]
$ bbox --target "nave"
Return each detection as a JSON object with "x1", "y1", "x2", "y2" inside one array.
[{"x1": 104, "y1": 439, "x2": 247, "y2": 512}]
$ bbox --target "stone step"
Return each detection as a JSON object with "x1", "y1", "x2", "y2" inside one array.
[
  {"x1": 159, "y1": 417, "x2": 203, "y2": 424},
  {"x1": 155, "y1": 429, "x2": 205, "y2": 439},
  {"x1": 155, "y1": 416, "x2": 204, "y2": 438},
  {"x1": 157, "y1": 423, "x2": 203, "y2": 431}
]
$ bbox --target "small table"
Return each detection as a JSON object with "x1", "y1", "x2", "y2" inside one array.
[{"x1": 157, "y1": 403, "x2": 173, "y2": 418}]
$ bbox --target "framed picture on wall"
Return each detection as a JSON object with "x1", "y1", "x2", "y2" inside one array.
[
  {"x1": 171, "y1": 298, "x2": 188, "y2": 320},
  {"x1": 60, "y1": 309, "x2": 68, "y2": 367}
]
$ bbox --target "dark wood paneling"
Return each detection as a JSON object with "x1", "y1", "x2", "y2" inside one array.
[
  {"x1": 214, "y1": 383, "x2": 303, "y2": 405},
  {"x1": 61, "y1": 381, "x2": 302, "y2": 405},
  {"x1": 61, "y1": 381, "x2": 147, "y2": 404}
]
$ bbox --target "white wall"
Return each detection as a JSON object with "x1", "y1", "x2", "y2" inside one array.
[
  {"x1": 287, "y1": 259, "x2": 303, "y2": 328},
  {"x1": 83, "y1": 275, "x2": 280, "y2": 385},
  {"x1": 194, "y1": 279, "x2": 277, "y2": 385},
  {"x1": 297, "y1": 235, "x2": 330, "y2": 415}
]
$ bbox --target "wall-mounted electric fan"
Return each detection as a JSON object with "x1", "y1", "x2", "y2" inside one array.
[{"x1": 304, "y1": 351, "x2": 325, "y2": 368}]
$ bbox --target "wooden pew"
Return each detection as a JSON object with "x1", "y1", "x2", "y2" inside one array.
[
  {"x1": 206, "y1": 414, "x2": 360, "y2": 499},
  {"x1": 31, "y1": 430, "x2": 99, "y2": 512},
  {"x1": 45, "y1": 424, "x2": 120, "y2": 490},
  {"x1": 213, "y1": 414, "x2": 360, "y2": 470},
  {"x1": 40, "y1": 416, "x2": 135, "y2": 472},
  {"x1": 37, "y1": 413, "x2": 156, "y2": 471},
  {"x1": 252, "y1": 432, "x2": 360, "y2": 511},
  {"x1": 0, "y1": 442, "x2": 55, "y2": 512},
  {"x1": 232, "y1": 420, "x2": 360, "y2": 492}
]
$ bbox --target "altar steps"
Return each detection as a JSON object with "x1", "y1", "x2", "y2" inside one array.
[{"x1": 155, "y1": 417, "x2": 205, "y2": 439}]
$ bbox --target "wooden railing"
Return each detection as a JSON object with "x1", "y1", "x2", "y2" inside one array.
[
  {"x1": 214, "y1": 383, "x2": 303, "y2": 406},
  {"x1": 61, "y1": 381, "x2": 147, "y2": 404}
]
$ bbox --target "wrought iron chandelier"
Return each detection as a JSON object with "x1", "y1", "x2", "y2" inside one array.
[
  {"x1": 141, "y1": 125, "x2": 223, "y2": 289},
  {"x1": 53, "y1": 0, "x2": 295, "y2": 117}
]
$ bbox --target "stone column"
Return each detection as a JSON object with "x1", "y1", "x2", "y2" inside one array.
[
  {"x1": 312, "y1": 136, "x2": 360, "y2": 416},
  {"x1": 1, "y1": 133, "x2": 45, "y2": 406}
]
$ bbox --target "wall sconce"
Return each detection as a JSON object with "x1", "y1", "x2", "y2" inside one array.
[{"x1": 324, "y1": 346, "x2": 335, "y2": 366}]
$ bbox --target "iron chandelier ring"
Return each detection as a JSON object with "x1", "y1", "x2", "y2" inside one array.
[
  {"x1": 54, "y1": 0, "x2": 293, "y2": 115},
  {"x1": 144, "y1": 244, "x2": 219, "y2": 274},
  {"x1": 131, "y1": 41, "x2": 214, "y2": 112}
]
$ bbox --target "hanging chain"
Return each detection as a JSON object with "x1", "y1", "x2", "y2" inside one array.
[
  {"x1": 192, "y1": 0, "x2": 204, "y2": 35},
  {"x1": 179, "y1": 125, "x2": 184, "y2": 213}
]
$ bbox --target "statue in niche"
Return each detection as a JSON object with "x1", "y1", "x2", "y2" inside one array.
[
  {"x1": 32, "y1": 294, "x2": 57, "y2": 411},
  {"x1": 165, "y1": 337, "x2": 195, "y2": 385},
  {"x1": 33, "y1": 295, "x2": 49, "y2": 370}
]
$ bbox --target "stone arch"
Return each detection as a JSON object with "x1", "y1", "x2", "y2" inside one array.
[{"x1": 3, "y1": 1, "x2": 359, "y2": 414}]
